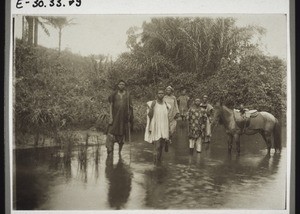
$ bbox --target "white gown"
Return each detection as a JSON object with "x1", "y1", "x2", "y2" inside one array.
[{"x1": 144, "y1": 100, "x2": 170, "y2": 143}]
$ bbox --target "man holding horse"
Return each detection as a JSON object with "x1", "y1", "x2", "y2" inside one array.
[
  {"x1": 200, "y1": 95, "x2": 214, "y2": 143},
  {"x1": 164, "y1": 86, "x2": 180, "y2": 149}
]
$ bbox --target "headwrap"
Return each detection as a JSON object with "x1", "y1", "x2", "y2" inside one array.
[
  {"x1": 166, "y1": 86, "x2": 174, "y2": 92},
  {"x1": 117, "y1": 79, "x2": 126, "y2": 85}
]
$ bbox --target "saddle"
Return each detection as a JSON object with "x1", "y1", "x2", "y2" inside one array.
[
  {"x1": 234, "y1": 109, "x2": 259, "y2": 132},
  {"x1": 235, "y1": 109, "x2": 258, "y2": 118}
]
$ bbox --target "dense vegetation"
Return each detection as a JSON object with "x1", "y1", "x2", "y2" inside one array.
[{"x1": 14, "y1": 17, "x2": 286, "y2": 145}]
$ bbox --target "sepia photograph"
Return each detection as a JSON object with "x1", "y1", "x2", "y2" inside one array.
[{"x1": 10, "y1": 13, "x2": 289, "y2": 212}]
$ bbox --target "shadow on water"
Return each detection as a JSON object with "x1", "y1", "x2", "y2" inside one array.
[{"x1": 105, "y1": 155, "x2": 133, "y2": 210}]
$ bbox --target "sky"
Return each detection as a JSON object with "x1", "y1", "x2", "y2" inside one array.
[{"x1": 13, "y1": 14, "x2": 287, "y2": 60}]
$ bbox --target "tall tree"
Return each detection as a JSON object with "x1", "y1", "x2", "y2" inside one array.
[
  {"x1": 25, "y1": 16, "x2": 34, "y2": 45},
  {"x1": 44, "y1": 17, "x2": 75, "y2": 52},
  {"x1": 23, "y1": 16, "x2": 50, "y2": 46},
  {"x1": 125, "y1": 17, "x2": 265, "y2": 82},
  {"x1": 33, "y1": 17, "x2": 50, "y2": 46}
]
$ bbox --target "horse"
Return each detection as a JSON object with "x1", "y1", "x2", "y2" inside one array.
[{"x1": 212, "y1": 102, "x2": 282, "y2": 155}]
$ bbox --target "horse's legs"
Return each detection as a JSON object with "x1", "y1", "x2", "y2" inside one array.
[
  {"x1": 262, "y1": 131, "x2": 272, "y2": 155},
  {"x1": 233, "y1": 134, "x2": 241, "y2": 154},
  {"x1": 227, "y1": 135, "x2": 233, "y2": 153}
]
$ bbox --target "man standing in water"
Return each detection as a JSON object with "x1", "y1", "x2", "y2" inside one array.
[
  {"x1": 186, "y1": 98, "x2": 207, "y2": 154},
  {"x1": 163, "y1": 86, "x2": 180, "y2": 148},
  {"x1": 177, "y1": 88, "x2": 190, "y2": 121},
  {"x1": 106, "y1": 80, "x2": 133, "y2": 155},
  {"x1": 200, "y1": 95, "x2": 214, "y2": 144},
  {"x1": 144, "y1": 89, "x2": 170, "y2": 163}
]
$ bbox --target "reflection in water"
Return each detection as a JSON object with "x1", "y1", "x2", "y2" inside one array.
[
  {"x1": 14, "y1": 125, "x2": 286, "y2": 210},
  {"x1": 105, "y1": 155, "x2": 133, "y2": 210},
  {"x1": 208, "y1": 152, "x2": 282, "y2": 208},
  {"x1": 144, "y1": 166, "x2": 169, "y2": 209},
  {"x1": 48, "y1": 146, "x2": 72, "y2": 182},
  {"x1": 93, "y1": 145, "x2": 101, "y2": 180},
  {"x1": 77, "y1": 145, "x2": 89, "y2": 183}
]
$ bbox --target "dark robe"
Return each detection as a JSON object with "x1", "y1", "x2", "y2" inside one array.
[{"x1": 108, "y1": 91, "x2": 133, "y2": 137}]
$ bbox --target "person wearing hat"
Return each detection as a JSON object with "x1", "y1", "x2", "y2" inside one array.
[
  {"x1": 200, "y1": 94, "x2": 214, "y2": 143},
  {"x1": 163, "y1": 86, "x2": 180, "y2": 146},
  {"x1": 106, "y1": 80, "x2": 133, "y2": 155},
  {"x1": 186, "y1": 98, "x2": 207, "y2": 154}
]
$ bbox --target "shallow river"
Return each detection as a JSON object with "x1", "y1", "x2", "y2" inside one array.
[{"x1": 13, "y1": 122, "x2": 287, "y2": 210}]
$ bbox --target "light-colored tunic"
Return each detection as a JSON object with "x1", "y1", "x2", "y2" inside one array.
[
  {"x1": 144, "y1": 101, "x2": 170, "y2": 143},
  {"x1": 177, "y1": 95, "x2": 189, "y2": 115},
  {"x1": 163, "y1": 95, "x2": 179, "y2": 135},
  {"x1": 200, "y1": 103, "x2": 214, "y2": 141}
]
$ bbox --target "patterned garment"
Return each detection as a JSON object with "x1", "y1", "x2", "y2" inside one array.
[{"x1": 187, "y1": 106, "x2": 207, "y2": 139}]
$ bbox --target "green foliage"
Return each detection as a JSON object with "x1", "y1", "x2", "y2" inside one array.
[
  {"x1": 15, "y1": 16, "x2": 287, "y2": 144},
  {"x1": 195, "y1": 54, "x2": 286, "y2": 119},
  {"x1": 123, "y1": 17, "x2": 266, "y2": 83},
  {"x1": 109, "y1": 16, "x2": 286, "y2": 122},
  {"x1": 15, "y1": 39, "x2": 110, "y2": 139}
]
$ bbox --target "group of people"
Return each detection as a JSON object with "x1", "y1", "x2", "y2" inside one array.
[{"x1": 105, "y1": 80, "x2": 214, "y2": 163}]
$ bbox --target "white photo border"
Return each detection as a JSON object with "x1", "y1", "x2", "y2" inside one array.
[{"x1": 6, "y1": 0, "x2": 293, "y2": 214}]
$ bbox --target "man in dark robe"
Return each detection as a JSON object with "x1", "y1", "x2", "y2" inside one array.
[{"x1": 106, "y1": 80, "x2": 133, "y2": 155}]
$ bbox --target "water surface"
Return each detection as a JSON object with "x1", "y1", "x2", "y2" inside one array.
[{"x1": 13, "y1": 122, "x2": 287, "y2": 210}]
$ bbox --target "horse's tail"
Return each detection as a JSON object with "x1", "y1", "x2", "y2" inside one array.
[{"x1": 273, "y1": 118, "x2": 282, "y2": 152}]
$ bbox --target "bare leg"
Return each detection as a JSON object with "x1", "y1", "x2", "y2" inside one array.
[
  {"x1": 155, "y1": 139, "x2": 164, "y2": 163},
  {"x1": 233, "y1": 134, "x2": 240, "y2": 154},
  {"x1": 227, "y1": 134, "x2": 233, "y2": 153},
  {"x1": 118, "y1": 142, "x2": 124, "y2": 154},
  {"x1": 189, "y1": 138, "x2": 195, "y2": 155},
  {"x1": 195, "y1": 137, "x2": 202, "y2": 153}
]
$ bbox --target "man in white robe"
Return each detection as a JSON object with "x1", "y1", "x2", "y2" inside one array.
[{"x1": 144, "y1": 89, "x2": 170, "y2": 163}]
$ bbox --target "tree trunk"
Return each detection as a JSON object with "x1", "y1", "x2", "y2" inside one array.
[
  {"x1": 26, "y1": 16, "x2": 34, "y2": 46},
  {"x1": 59, "y1": 28, "x2": 62, "y2": 52},
  {"x1": 22, "y1": 16, "x2": 25, "y2": 42},
  {"x1": 34, "y1": 17, "x2": 38, "y2": 46}
]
